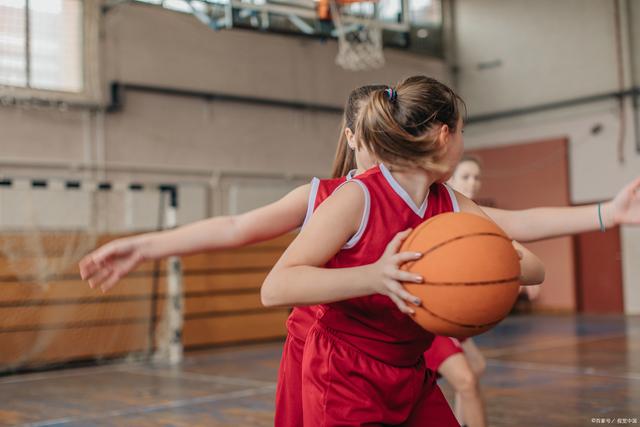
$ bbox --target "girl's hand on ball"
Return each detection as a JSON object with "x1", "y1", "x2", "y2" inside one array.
[
  {"x1": 511, "y1": 240, "x2": 545, "y2": 286},
  {"x1": 512, "y1": 241, "x2": 526, "y2": 281},
  {"x1": 370, "y1": 228, "x2": 424, "y2": 315},
  {"x1": 514, "y1": 246, "x2": 524, "y2": 260}
]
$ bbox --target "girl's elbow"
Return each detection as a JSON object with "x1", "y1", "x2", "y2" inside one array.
[
  {"x1": 260, "y1": 274, "x2": 282, "y2": 307},
  {"x1": 260, "y1": 285, "x2": 276, "y2": 307}
]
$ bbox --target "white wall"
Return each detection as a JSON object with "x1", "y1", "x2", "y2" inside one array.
[
  {"x1": 455, "y1": 0, "x2": 622, "y2": 115},
  {"x1": 455, "y1": 0, "x2": 640, "y2": 313}
]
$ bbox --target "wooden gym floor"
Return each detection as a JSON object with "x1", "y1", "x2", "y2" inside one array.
[{"x1": 0, "y1": 314, "x2": 638, "y2": 427}]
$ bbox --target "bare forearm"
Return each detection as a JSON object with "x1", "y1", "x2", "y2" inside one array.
[
  {"x1": 140, "y1": 216, "x2": 243, "y2": 260},
  {"x1": 261, "y1": 265, "x2": 374, "y2": 307},
  {"x1": 484, "y1": 202, "x2": 614, "y2": 242}
]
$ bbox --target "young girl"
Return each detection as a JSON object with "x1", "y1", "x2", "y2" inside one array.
[
  {"x1": 80, "y1": 84, "x2": 640, "y2": 425},
  {"x1": 260, "y1": 76, "x2": 546, "y2": 425},
  {"x1": 425, "y1": 154, "x2": 492, "y2": 427},
  {"x1": 79, "y1": 85, "x2": 385, "y2": 427}
]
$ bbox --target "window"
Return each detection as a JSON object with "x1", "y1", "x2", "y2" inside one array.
[
  {"x1": 409, "y1": 0, "x2": 441, "y2": 25},
  {"x1": 133, "y1": 0, "x2": 444, "y2": 55},
  {"x1": 0, "y1": 0, "x2": 83, "y2": 92}
]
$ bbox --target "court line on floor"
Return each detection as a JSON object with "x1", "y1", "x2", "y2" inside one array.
[
  {"x1": 486, "y1": 359, "x2": 640, "y2": 381},
  {"x1": 0, "y1": 362, "x2": 148, "y2": 385},
  {"x1": 117, "y1": 365, "x2": 276, "y2": 387},
  {"x1": 18, "y1": 385, "x2": 276, "y2": 427},
  {"x1": 482, "y1": 331, "x2": 639, "y2": 357}
]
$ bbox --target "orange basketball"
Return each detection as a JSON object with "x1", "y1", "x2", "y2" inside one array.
[{"x1": 400, "y1": 212, "x2": 521, "y2": 338}]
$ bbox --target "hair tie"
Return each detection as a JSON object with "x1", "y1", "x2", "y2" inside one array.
[{"x1": 385, "y1": 88, "x2": 397, "y2": 102}]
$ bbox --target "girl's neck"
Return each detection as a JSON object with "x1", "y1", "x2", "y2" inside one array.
[{"x1": 385, "y1": 164, "x2": 435, "y2": 207}]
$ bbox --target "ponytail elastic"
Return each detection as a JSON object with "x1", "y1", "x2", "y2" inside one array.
[{"x1": 385, "y1": 88, "x2": 397, "y2": 102}]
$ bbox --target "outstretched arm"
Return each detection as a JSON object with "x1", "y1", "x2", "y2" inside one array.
[
  {"x1": 80, "y1": 183, "x2": 311, "y2": 291},
  {"x1": 455, "y1": 190, "x2": 545, "y2": 286},
  {"x1": 481, "y1": 176, "x2": 640, "y2": 242}
]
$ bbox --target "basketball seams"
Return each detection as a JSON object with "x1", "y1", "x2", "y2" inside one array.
[
  {"x1": 400, "y1": 214, "x2": 448, "y2": 270},
  {"x1": 418, "y1": 302, "x2": 507, "y2": 330},
  {"x1": 420, "y1": 277, "x2": 521, "y2": 286},
  {"x1": 401, "y1": 213, "x2": 510, "y2": 265},
  {"x1": 402, "y1": 232, "x2": 514, "y2": 273},
  {"x1": 399, "y1": 212, "x2": 520, "y2": 337},
  {"x1": 416, "y1": 232, "x2": 512, "y2": 258}
]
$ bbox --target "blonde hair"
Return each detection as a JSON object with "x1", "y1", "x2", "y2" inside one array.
[
  {"x1": 354, "y1": 75, "x2": 465, "y2": 173},
  {"x1": 330, "y1": 84, "x2": 386, "y2": 178}
]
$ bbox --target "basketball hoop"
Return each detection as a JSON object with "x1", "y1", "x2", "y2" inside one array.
[{"x1": 317, "y1": 0, "x2": 385, "y2": 71}]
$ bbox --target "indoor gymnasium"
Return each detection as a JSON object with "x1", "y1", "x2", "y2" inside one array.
[{"x1": 0, "y1": 0, "x2": 639, "y2": 426}]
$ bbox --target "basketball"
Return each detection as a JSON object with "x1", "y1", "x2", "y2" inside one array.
[{"x1": 400, "y1": 212, "x2": 521, "y2": 338}]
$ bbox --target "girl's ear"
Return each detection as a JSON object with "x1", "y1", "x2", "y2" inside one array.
[{"x1": 436, "y1": 124, "x2": 450, "y2": 148}]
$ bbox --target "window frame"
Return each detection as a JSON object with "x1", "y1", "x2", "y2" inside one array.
[{"x1": 0, "y1": 0, "x2": 101, "y2": 107}]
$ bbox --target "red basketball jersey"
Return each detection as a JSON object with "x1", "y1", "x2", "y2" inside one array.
[
  {"x1": 317, "y1": 164, "x2": 460, "y2": 366},
  {"x1": 285, "y1": 170, "x2": 356, "y2": 341}
]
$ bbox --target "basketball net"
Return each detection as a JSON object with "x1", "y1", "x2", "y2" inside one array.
[
  {"x1": 329, "y1": 0, "x2": 385, "y2": 71},
  {"x1": 0, "y1": 186, "x2": 101, "y2": 286}
]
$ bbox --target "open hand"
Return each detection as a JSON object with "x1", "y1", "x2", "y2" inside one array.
[
  {"x1": 79, "y1": 236, "x2": 146, "y2": 292},
  {"x1": 370, "y1": 229, "x2": 424, "y2": 315}
]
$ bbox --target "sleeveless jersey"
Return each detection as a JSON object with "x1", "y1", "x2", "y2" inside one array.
[
  {"x1": 316, "y1": 164, "x2": 459, "y2": 366},
  {"x1": 285, "y1": 170, "x2": 356, "y2": 340}
]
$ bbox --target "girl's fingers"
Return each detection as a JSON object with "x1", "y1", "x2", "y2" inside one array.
[
  {"x1": 384, "y1": 228, "x2": 413, "y2": 255},
  {"x1": 78, "y1": 256, "x2": 98, "y2": 280},
  {"x1": 387, "y1": 292, "x2": 414, "y2": 315},
  {"x1": 87, "y1": 266, "x2": 112, "y2": 289},
  {"x1": 385, "y1": 279, "x2": 422, "y2": 306},
  {"x1": 90, "y1": 240, "x2": 132, "y2": 268},
  {"x1": 81, "y1": 249, "x2": 117, "y2": 281},
  {"x1": 392, "y1": 251, "x2": 423, "y2": 265},
  {"x1": 98, "y1": 253, "x2": 141, "y2": 292},
  {"x1": 118, "y1": 254, "x2": 141, "y2": 277},
  {"x1": 100, "y1": 271, "x2": 122, "y2": 293},
  {"x1": 388, "y1": 268, "x2": 423, "y2": 284}
]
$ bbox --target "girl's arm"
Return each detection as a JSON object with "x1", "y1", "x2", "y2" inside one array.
[
  {"x1": 455, "y1": 190, "x2": 545, "y2": 286},
  {"x1": 261, "y1": 182, "x2": 424, "y2": 314},
  {"x1": 481, "y1": 176, "x2": 640, "y2": 242},
  {"x1": 80, "y1": 183, "x2": 312, "y2": 292}
]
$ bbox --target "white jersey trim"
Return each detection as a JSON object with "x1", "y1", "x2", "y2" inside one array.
[
  {"x1": 346, "y1": 169, "x2": 357, "y2": 180},
  {"x1": 443, "y1": 183, "x2": 460, "y2": 212},
  {"x1": 302, "y1": 177, "x2": 320, "y2": 228},
  {"x1": 335, "y1": 179, "x2": 371, "y2": 249},
  {"x1": 379, "y1": 163, "x2": 428, "y2": 218}
]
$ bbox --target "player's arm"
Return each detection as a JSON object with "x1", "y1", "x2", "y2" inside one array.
[
  {"x1": 483, "y1": 205, "x2": 615, "y2": 243},
  {"x1": 455, "y1": 190, "x2": 545, "y2": 286},
  {"x1": 261, "y1": 182, "x2": 423, "y2": 314},
  {"x1": 80, "y1": 183, "x2": 311, "y2": 292},
  {"x1": 143, "y1": 183, "x2": 311, "y2": 256},
  {"x1": 480, "y1": 176, "x2": 640, "y2": 242}
]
